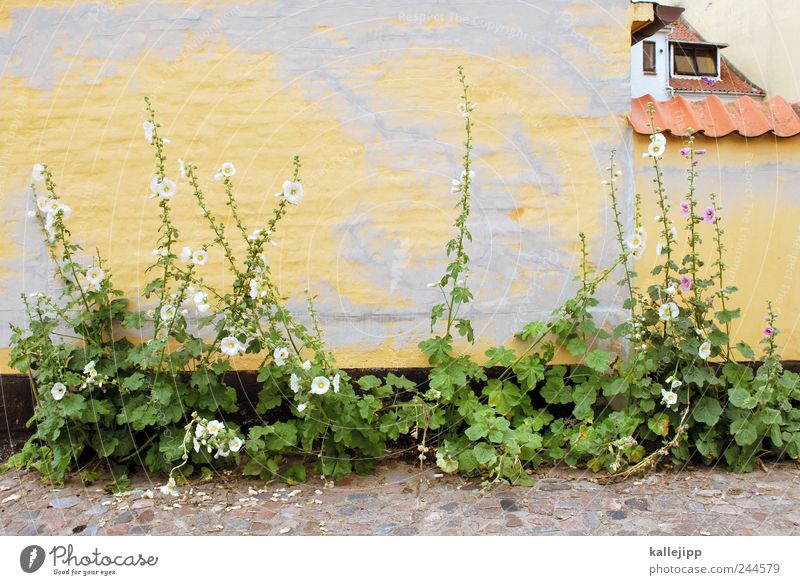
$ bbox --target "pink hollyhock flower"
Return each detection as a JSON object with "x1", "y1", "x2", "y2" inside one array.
[
  {"x1": 680, "y1": 201, "x2": 690, "y2": 217},
  {"x1": 703, "y1": 206, "x2": 716, "y2": 224},
  {"x1": 763, "y1": 326, "x2": 775, "y2": 337},
  {"x1": 695, "y1": 149, "x2": 707, "y2": 155},
  {"x1": 679, "y1": 275, "x2": 692, "y2": 292},
  {"x1": 680, "y1": 147, "x2": 690, "y2": 157}
]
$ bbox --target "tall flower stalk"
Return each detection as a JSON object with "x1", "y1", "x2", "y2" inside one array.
[{"x1": 427, "y1": 66, "x2": 476, "y2": 345}]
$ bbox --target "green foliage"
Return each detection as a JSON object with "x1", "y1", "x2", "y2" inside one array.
[{"x1": 7, "y1": 71, "x2": 800, "y2": 493}]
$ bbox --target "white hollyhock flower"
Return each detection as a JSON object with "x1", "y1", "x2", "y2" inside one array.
[
  {"x1": 193, "y1": 290, "x2": 208, "y2": 307},
  {"x1": 301, "y1": 360, "x2": 311, "y2": 371},
  {"x1": 249, "y1": 279, "x2": 259, "y2": 300},
  {"x1": 220, "y1": 336, "x2": 245, "y2": 356},
  {"x1": 143, "y1": 120, "x2": 155, "y2": 144},
  {"x1": 656, "y1": 241, "x2": 666, "y2": 256},
  {"x1": 50, "y1": 382, "x2": 67, "y2": 401},
  {"x1": 290, "y1": 373, "x2": 300, "y2": 393},
  {"x1": 658, "y1": 302, "x2": 679, "y2": 321},
  {"x1": 625, "y1": 233, "x2": 644, "y2": 251},
  {"x1": 206, "y1": 420, "x2": 224, "y2": 435},
  {"x1": 193, "y1": 438, "x2": 201, "y2": 453},
  {"x1": 228, "y1": 436, "x2": 243, "y2": 452},
  {"x1": 282, "y1": 180, "x2": 304, "y2": 205},
  {"x1": 180, "y1": 246, "x2": 192, "y2": 262},
  {"x1": 160, "y1": 304, "x2": 176, "y2": 322},
  {"x1": 196, "y1": 302, "x2": 210, "y2": 314},
  {"x1": 220, "y1": 162, "x2": 236, "y2": 177},
  {"x1": 698, "y1": 341, "x2": 712, "y2": 360},
  {"x1": 56, "y1": 202, "x2": 72, "y2": 221},
  {"x1": 248, "y1": 229, "x2": 261, "y2": 242},
  {"x1": 83, "y1": 360, "x2": 96, "y2": 374},
  {"x1": 647, "y1": 140, "x2": 666, "y2": 158},
  {"x1": 151, "y1": 177, "x2": 177, "y2": 200},
  {"x1": 85, "y1": 267, "x2": 105, "y2": 289},
  {"x1": 192, "y1": 249, "x2": 208, "y2": 265},
  {"x1": 635, "y1": 226, "x2": 647, "y2": 238},
  {"x1": 651, "y1": 133, "x2": 667, "y2": 146},
  {"x1": 450, "y1": 179, "x2": 462, "y2": 194},
  {"x1": 178, "y1": 158, "x2": 186, "y2": 178},
  {"x1": 32, "y1": 163, "x2": 46, "y2": 183},
  {"x1": 310, "y1": 376, "x2": 330, "y2": 395},
  {"x1": 195, "y1": 424, "x2": 206, "y2": 438},
  {"x1": 660, "y1": 388, "x2": 678, "y2": 406},
  {"x1": 36, "y1": 196, "x2": 50, "y2": 212},
  {"x1": 665, "y1": 283, "x2": 676, "y2": 297},
  {"x1": 461, "y1": 169, "x2": 475, "y2": 181},
  {"x1": 296, "y1": 402, "x2": 308, "y2": 413},
  {"x1": 273, "y1": 346, "x2": 289, "y2": 366},
  {"x1": 332, "y1": 373, "x2": 340, "y2": 394},
  {"x1": 214, "y1": 172, "x2": 223, "y2": 182}
]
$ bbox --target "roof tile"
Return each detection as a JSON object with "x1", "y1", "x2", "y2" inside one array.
[{"x1": 630, "y1": 95, "x2": 800, "y2": 138}]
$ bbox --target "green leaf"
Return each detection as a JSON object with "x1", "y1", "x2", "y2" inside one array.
[
  {"x1": 430, "y1": 303, "x2": 445, "y2": 330},
  {"x1": 603, "y1": 378, "x2": 629, "y2": 397},
  {"x1": 484, "y1": 346, "x2": 516, "y2": 368},
  {"x1": 518, "y1": 320, "x2": 547, "y2": 341},
  {"x1": 541, "y1": 370, "x2": 571, "y2": 405},
  {"x1": 736, "y1": 341, "x2": 756, "y2": 360},
  {"x1": 264, "y1": 422, "x2": 298, "y2": 452},
  {"x1": 647, "y1": 413, "x2": 670, "y2": 437},
  {"x1": 455, "y1": 319, "x2": 474, "y2": 343},
  {"x1": 120, "y1": 372, "x2": 147, "y2": 393},
  {"x1": 418, "y1": 336, "x2": 452, "y2": 365},
  {"x1": 565, "y1": 336, "x2": 587, "y2": 357},
  {"x1": 356, "y1": 375, "x2": 382, "y2": 391},
  {"x1": 465, "y1": 423, "x2": 488, "y2": 441},
  {"x1": 385, "y1": 373, "x2": 416, "y2": 390},
  {"x1": 715, "y1": 308, "x2": 741, "y2": 324},
  {"x1": 60, "y1": 394, "x2": 86, "y2": 418},
  {"x1": 759, "y1": 408, "x2": 783, "y2": 425},
  {"x1": 513, "y1": 356, "x2": 546, "y2": 390},
  {"x1": 728, "y1": 387, "x2": 756, "y2": 409},
  {"x1": 730, "y1": 419, "x2": 758, "y2": 446},
  {"x1": 473, "y1": 443, "x2": 497, "y2": 466},
  {"x1": 692, "y1": 396, "x2": 722, "y2": 426},
  {"x1": 572, "y1": 384, "x2": 596, "y2": 421},
  {"x1": 585, "y1": 349, "x2": 612, "y2": 373}
]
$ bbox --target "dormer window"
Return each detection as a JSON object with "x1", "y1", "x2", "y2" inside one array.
[{"x1": 672, "y1": 43, "x2": 718, "y2": 77}]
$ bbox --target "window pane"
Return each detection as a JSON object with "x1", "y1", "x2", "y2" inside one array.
[
  {"x1": 673, "y1": 47, "x2": 696, "y2": 75},
  {"x1": 643, "y1": 42, "x2": 656, "y2": 72},
  {"x1": 695, "y1": 48, "x2": 717, "y2": 75}
]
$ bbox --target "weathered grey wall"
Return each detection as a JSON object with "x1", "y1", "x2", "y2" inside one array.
[{"x1": 0, "y1": 1, "x2": 633, "y2": 367}]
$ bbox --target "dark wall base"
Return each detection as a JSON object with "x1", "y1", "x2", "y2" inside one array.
[{"x1": 4, "y1": 362, "x2": 800, "y2": 454}]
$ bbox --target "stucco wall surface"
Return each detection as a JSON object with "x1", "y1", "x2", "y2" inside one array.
[
  {"x1": 633, "y1": 132, "x2": 800, "y2": 358},
  {"x1": 1, "y1": 1, "x2": 635, "y2": 370}
]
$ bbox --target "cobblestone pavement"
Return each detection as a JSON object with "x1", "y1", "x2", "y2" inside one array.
[{"x1": 2, "y1": 462, "x2": 800, "y2": 536}]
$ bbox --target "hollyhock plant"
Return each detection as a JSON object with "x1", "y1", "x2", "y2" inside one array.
[{"x1": 679, "y1": 275, "x2": 692, "y2": 292}]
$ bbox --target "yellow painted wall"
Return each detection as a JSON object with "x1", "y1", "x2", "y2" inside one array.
[
  {"x1": 0, "y1": 0, "x2": 669, "y2": 372},
  {"x1": 633, "y1": 132, "x2": 800, "y2": 358}
]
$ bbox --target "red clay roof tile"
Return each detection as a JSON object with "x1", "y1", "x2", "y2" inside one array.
[{"x1": 630, "y1": 94, "x2": 800, "y2": 138}]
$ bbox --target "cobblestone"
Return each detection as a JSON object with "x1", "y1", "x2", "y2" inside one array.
[{"x1": 1, "y1": 462, "x2": 799, "y2": 535}]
